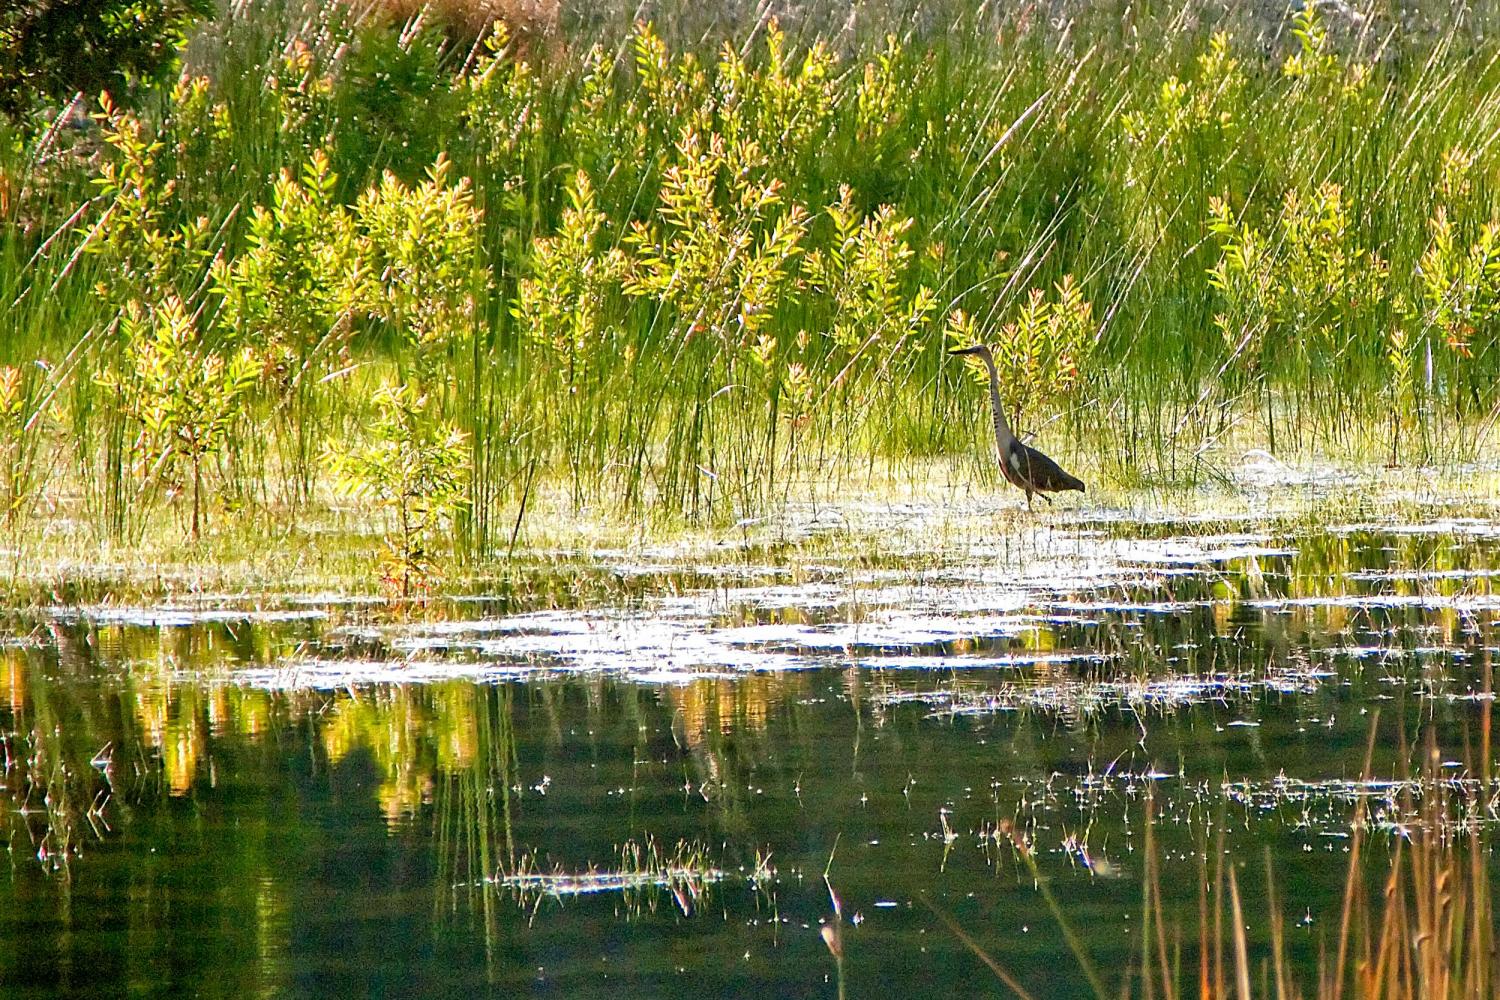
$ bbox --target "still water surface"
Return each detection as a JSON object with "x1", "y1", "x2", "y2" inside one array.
[{"x1": 2, "y1": 499, "x2": 1498, "y2": 997}]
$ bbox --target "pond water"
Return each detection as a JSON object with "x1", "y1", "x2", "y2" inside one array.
[{"x1": 2, "y1": 493, "x2": 1497, "y2": 998}]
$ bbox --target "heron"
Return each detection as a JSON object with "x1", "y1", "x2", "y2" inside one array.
[{"x1": 949, "y1": 344, "x2": 1085, "y2": 509}]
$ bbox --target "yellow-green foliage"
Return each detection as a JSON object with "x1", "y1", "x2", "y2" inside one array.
[
  {"x1": 100, "y1": 297, "x2": 259, "y2": 536},
  {"x1": 90, "y1": 95, "x2": 210, "y2": 309},
  {"x1": 1281, "y1": 4, "x2": 1369, "y2": 100},
  {"x1": 324, "y1": 381, "x2": 469, "y2": 595},
  {"x1": 631, "y1": 22, "x2": 712, "y2": 147},
  {"x1": 463, "y1": 23, "x2": 543, "y2": 170},
  {"x1": 1418, "y1": 207, "x2": 1500, "y2": 359},
  {"x1": 354, "y1": 154, "x2": 486, "y2": 356},
  {"x1": 854, "y1": 35, "x2": 904, "y2": 145},
  {"x1": 1208, "y1": 183, "x2": 1388, "y2": 363},
  {"x1": 621, "y1": 129, "x2": 808, "y2": 346},
  {"x1": 801, "y1": 185, "x2": 936, "y2": 375},
  {"x1": 213, "y1": 150, "x2": 360, "y2": 389},
  {"x1": 109, "y1": 299, "x2": 259, "y2": 474},
  {"x1": 947, "y1": 275, "x2": 1094, "y2": 424},
  {"x1": 1119, "y1": 33, "x2": 1244, "y2": 148},
  {"x1": 268, "y1": 40, "x2": 338, "y2": 153},
  {"x1": 715, "y1": 20, "x2": 836, "y2": 161},
  {"x1": 1117, "y1": 32, "x2": 1244, "y2": 247},
  {"x1": 514, "y1": 169, "x2": 623, "y2": 362}
]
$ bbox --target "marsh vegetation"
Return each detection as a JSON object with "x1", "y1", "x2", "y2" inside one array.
[
  {"x1": 4, "y1": 1, "x2": 1500, "y2": 996},
  {"x1": 6, "y1": 0, "x2": 1500, "y2": 583}
]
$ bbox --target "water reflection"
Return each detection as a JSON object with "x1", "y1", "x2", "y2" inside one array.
[{"x1": 1, "y1": 512, "x2": 1498, "y2": 996}]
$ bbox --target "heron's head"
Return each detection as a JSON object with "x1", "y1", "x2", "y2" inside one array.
[{"x1": 948, "y1": 344, "x2": 991, "y2": 358}]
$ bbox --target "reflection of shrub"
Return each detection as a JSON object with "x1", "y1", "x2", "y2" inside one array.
[{"x1": 0, "y1": 0, "x2": 213, "y2": 121}]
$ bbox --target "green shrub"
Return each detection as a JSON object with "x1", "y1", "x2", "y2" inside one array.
[{"x1": 324, "y1": 382, "x2": 469, "y2": 597}]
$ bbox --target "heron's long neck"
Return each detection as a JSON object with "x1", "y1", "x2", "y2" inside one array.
[{"x1": 977, "y1": 352, "x2": 1017, "y2": 454}]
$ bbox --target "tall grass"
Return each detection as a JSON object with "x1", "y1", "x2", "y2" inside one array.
[{"x1": 6, "y1": 0, "x2": 1500, "y2": 564}]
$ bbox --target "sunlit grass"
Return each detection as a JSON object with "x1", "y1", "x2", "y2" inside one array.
[
  {"x1": 8, "y1": 1, "x2": 1500, "y2": 588},
  {"x1": 1, "y1": 455, "x2": 1498, "y2": 604}
]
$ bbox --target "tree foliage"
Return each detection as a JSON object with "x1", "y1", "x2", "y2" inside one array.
[{"x1": 0, "y1": 0, "x2": 213, "y2": 120}]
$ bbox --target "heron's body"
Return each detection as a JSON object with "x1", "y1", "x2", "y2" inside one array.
[{"x1": 950, "y1": 345, "x2": 1085, "y2": 508}]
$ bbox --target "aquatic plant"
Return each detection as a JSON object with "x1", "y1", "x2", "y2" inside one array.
[
  {"x1": 100, "y1": 297, "x2": 259, "y2": 539},
  {"x1": 324, "y1": 381, "x2": 469, "y2": 596},
  {"x1": 353, "y1": 153, "x2": 485, "y2": 362}
]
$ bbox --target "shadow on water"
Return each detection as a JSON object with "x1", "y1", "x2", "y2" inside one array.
[{"x1": 2, "y1": 505, "x2": 1500, "y2": 997}]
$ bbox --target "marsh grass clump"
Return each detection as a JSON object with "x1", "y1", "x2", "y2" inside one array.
[
  {"x1": 0, "y1": 362, "x2": 60, "y2": 527},
  {"x1": 496, "y1": 836, "x2": 722, "y2": 917}
]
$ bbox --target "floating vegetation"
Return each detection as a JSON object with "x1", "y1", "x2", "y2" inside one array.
[
  {"x1": 876, "y1": 666, "x2": 1335, "y2": 720},
  {"x1": 491, "y1": 838, "x2": 725, "y2": 916},
  {"x1": 1224, "y1": 773, "x2": 1500, "y2": 834}
]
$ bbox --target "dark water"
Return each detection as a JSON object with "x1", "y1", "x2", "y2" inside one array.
[{"x1": 2, "y1": 506, "x2": 1498, "y2": 998}]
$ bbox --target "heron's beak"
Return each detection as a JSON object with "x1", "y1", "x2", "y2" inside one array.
[{"x1": 947, "y1": 346, "x2": 983, "y2": 356}]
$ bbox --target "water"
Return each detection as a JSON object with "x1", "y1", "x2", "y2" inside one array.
[{"x1": 2, "y1": 496, "x2": 1498, "y2": 997}]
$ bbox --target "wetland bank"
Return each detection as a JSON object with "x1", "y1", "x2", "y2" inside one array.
[{"x1": 4, "y1": 0, "x2": 1500, "y2": 996}]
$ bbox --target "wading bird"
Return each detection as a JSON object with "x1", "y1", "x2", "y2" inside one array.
[{"x1": 949, "y1": 344, "x2": 1085, "y2": 509}]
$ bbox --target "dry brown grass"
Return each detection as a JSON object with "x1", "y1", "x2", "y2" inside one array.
[{"x1": 349, "y1": 0, "x2": 559, "y2": 57}]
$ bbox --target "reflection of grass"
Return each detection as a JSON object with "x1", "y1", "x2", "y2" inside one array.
[
  {"x1": 432, "y1": 683, "x2": 517, "y2": 974},
  {"x1": 947, "y1": 720, "x2": 1496, "y2": 999}
]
